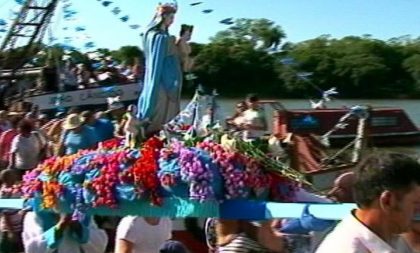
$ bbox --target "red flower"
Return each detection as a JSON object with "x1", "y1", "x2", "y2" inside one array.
[
  {"x1": 100, "y1": 138, "x2": 123, "y2": 150},
  {"x1": 129, "y1": 137, "x2": 164, "y2": 205}
]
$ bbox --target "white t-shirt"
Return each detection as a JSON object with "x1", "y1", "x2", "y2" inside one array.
[
  {"x1": 394, "y1": 236, "x2": 420, "y2": 253},
  {"x1": 315, "y1": 211, "x2": 397, "y2": 253},
  {"x1": 10, "y1": 133, "x2": 41, "y2": 170},
  {"x1": 242, "y1": 109, "x2": 267, "y2": 140},
  {"x1": 116, "y1": 216, "x2": 172, "y2": 253}
]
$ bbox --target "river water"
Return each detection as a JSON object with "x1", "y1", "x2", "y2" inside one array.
[{"x1": 181, "y1": 98, "x2": 420, "y2": 154}]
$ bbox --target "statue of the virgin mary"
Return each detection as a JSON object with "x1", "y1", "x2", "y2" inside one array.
[{"x1": 137, "y1": 2, "x2": 183, "y2": 136}]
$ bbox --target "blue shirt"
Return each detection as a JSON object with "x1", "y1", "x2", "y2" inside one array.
[
  {"x1": 63, "y1": 126, "x2": 98, "y2": 155},
  {"x1": 91, "y1": 119, "x2": 114, "y2": 142}
]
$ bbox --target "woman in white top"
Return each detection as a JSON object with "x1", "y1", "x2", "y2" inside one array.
[
  {"x1": 115, "y1": 216, "x2": 172, "y2": 253},
  {"x1": 9, "y1": 120, "x2": 43, "y2": 174}
]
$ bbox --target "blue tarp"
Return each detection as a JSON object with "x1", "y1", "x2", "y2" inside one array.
[{"x1": 0, "y1": 198, "x2": 358, "y2": 220}]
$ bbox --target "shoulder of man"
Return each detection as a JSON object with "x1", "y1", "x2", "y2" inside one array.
[{"x1": 315, "y1": 218, "x2": 365, "y2": 253}]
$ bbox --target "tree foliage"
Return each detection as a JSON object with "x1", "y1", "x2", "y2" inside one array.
[
  {"x1": 110, "y1": 46, "x2": 143, "y2": 66},
  {"x1": 211, "y1": 18, "x2": 286, "y2": 50},
  {"x1": 4, "y1": 18, "x2": 420, "y2": 99},
  {"x1": 192, "y1": 19, "x2": 420, "y2": 98}
]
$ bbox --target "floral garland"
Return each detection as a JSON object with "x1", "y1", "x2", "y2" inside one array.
[
  {"x1": 21, "y1": 152, "x2": 85, "y2": 209},
  {"x1": 21, "y1": 135, "x2": 304, "y2": 216},
  {"x1": 88, "y1": 150, "x2": 129, "y2": 208},
  {"x1": 42, "y1": 181, "x2": 63, "y2": 209},
  {"x1": 129, "y1": 137, "x2": 164, "y2": 206},
  {"x1": 159, "y1": 141, "x2": 216, "y2": 202},
  {"x1": 197, "y1": 141, "x2": 271, "y2": 200}
]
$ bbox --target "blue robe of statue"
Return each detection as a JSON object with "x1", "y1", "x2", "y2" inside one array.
[{"x1": 137, "y1": 28, "x2": 182, "y2": 134}]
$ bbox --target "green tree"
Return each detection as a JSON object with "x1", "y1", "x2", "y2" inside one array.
[
  {"x1": 96, "y1": 48, "x2": 112, "y2": 58},
  {"x1": 403, "y1": 54, "x2": 420, "y2": 94},
  {"x1": 111, "y1": 46, "x2": 143, "y2": 66},
  {"x1": 211, "y1": 18, "x2": 286, "y2": 50},
  {"x1": 194, "y1": 38, "x2": 280, "y2": 96}
]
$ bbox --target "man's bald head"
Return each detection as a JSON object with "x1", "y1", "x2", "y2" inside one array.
[{"x1": 327, "y1": 172, "x2": 355, "y2": 203}]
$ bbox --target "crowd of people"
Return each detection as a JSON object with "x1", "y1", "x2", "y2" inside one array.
[
  {"x1": 59, "y1": 57, "x2": 144, "y2": 91},
  {"x1": 204, "y1": 153, "x2": 420, "y2": 253},
  {"x1": 0, "y1": 100, "x2": 193, "y2": 253},
  {"x1": 0, "y1": 95, "x2": 418, "y2": 253},
  {"x1": 0, "y1": 55, "x2": 144, "y2": 106},
  {"x1": 3, "y1": 0, "x2": 419, "y2": 252}
]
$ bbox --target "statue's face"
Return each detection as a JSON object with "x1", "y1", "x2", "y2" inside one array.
[
  {"x1": 182, "y1": 30, "x2": 192, "y2": 41},
  {"x1": 163, "y1": 13, "x2": 175, "y2": 27}
]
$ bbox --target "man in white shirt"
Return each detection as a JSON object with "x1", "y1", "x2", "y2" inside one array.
[
  {"x1": 316, "y1": 152, "x2": 420, "y2": 253},
  {"x1": 9, "y1": 120, "x2": 42, "y2": 173},
  {"x1": 115, "y1": 216, "x2": 172, "y2": 253},
  {"x1": 240, "y1": 94, "x2": 267, "y2": 141}
]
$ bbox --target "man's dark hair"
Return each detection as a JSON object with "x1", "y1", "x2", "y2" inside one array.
[
  {"x1": 246, "y1": 93, "x2": 259, "y2": 103},
  {"x1": 67, "y1": 107, "x2": 80, "y2": 115},
  {"x1": 353, "y1": 152, "x2": 420, "y2": 208},
  {"x1": 80, "y1": 110, "x2": 93, "y2": 119},
  {"x1": 18, "y1": 119, "x2": 33, "y2": 133},
  {"x1": 9, "y1": 116, "x2": 22, "y2": 128}
]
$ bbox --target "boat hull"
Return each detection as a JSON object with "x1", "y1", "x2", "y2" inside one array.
[
  {"x1": 271, "y1": 106, "x2": 420, "y2": 147},
  {"x1": 328, "y1": 131, "x2": 420, "y2": 147},
  {"x1": 305, "y1": 165, "x2": 353, "y2": 190}
]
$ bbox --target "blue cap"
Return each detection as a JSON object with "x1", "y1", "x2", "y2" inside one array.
[{"x1": 159, "y1": 240, "x2": 189, "y2": 253}]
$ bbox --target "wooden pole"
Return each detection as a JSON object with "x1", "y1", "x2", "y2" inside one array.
[{"x1": 352, "y1": 117, "x2": 367, "y2": 163}]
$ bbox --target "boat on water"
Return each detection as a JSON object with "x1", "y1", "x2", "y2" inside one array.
[{"x1": 262, "y1": 100, "x2": 420, "y2": 147}]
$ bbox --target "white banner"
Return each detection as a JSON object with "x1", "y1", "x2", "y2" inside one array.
[{"x1": 25, "y1": 83, "x2": 141, "y2": 110}]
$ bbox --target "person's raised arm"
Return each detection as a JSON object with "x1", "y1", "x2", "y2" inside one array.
[
  {"x1": 257, "y1": 220, "x2": 287, "y2": 253},
  {"x1": 8, "y1": 137, "x2": 18, "y2": 170}
]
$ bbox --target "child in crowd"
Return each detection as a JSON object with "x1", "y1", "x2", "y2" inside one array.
[
  {"x1": 122, "y1": 105, "x2": 148, "y2": 148},
  {"x1": 0, "y1": 169, "x2": 24, "y2": 253}
]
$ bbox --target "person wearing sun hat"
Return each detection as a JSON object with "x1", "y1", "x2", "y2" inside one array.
[{"x1": 57, "y1": 114, "x2": 98, "y2": 155}]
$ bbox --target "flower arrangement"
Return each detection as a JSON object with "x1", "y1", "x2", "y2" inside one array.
[
  {"x1": 99, "y1": 138, "x2": 124, "y2": 150},
  {"x1": 130, "y1": 137, "x2": 164, "y2": 205},
  {"x1": 20, "y1": 134, "x2": 307, "y2": 218},
  {"x1": 42, "y1": 181, "x2": 63, "y2": 209},
  {"x1": 197, "y1": 141, "x2": 271, "y2": 199},
  {"x1": 158, "y1": 140, "x2": 219, "y2": 202}
]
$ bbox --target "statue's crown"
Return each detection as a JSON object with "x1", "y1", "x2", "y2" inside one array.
[{"x1": 157, "y1": 2, "x2": 178, "y2": 15}]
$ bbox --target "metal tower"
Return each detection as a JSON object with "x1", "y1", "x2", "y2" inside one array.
[{"x1": 0, "y1": 0, "x2": 59, "y2": 70}]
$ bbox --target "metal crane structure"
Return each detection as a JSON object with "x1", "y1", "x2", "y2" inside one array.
[{"x1": 0, "y1": 0, "x2": 59, "y2": 72}]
